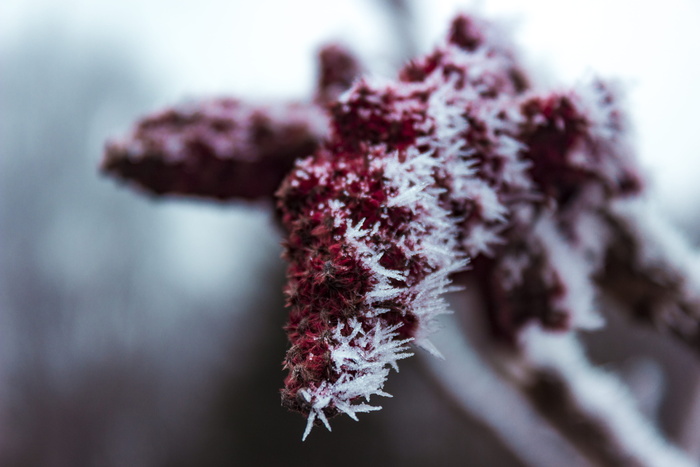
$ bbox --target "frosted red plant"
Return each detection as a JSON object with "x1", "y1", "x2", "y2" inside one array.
[{"x1": 102, "y1": 12, "x2": 700, "y2": 465}]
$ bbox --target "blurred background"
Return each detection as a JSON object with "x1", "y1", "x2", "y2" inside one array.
[{"x1": 2, "y1": 0, "x2": 700, "y2": 465}]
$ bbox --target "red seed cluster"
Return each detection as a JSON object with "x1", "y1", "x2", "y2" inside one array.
[
  {"x1": 518, "y1": 88, "x2": 642, "y2": 206},
  {"x1": 277, "y1": 142, "x2": 428, "y2": 412},
  {"x1": 276, "y1": 14, "x2": 643, "y2": 428},
  {"x1": 477, "y1": 85, "x2": 643, "y2": 342},
  {"x1": 102, "y1": 99, "x2": 326, "y2": 200},
  {"x1": 276, "y1": 14, "x2": 527, "y2": 422}
]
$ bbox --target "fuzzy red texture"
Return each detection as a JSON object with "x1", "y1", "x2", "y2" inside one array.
[
  {"x1": 329, "y1": 84, "x2": 425, "y2": 153},
  {"x1": 401, "y1": 15, "x2": 528, "y2": 95},
  {"x1": 277, "y1": 14, "x2": 531, "y2": 418},
  {"x1": 518, "y1": 91, "x2": 642, "y2": 206},
  {"x1": 278, "y1": 12, "x2": 647, "y2": 413},
  {"x1": 102, "y1": 99, "x2": 324, "y2": 200},
  {"x1": 278, "y1": 148, "x2": 424, "y2": 414}
]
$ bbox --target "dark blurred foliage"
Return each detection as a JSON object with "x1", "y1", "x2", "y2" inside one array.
[{"x1": 0, "y1": 22, "x2": 524, "y2": 467}]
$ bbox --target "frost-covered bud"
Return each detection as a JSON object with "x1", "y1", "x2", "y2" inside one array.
[
  {"x1": 277, "y1": 14, "x2": 533, "y2": 438},
  {"x1": 102, "y1": 99, "x2": 327, "y2": 200},
  {"x1": 517, "y1": 82, "x2": 642, "y2": 207},
  {"x1": 315, "y1": 44, "x2": 363, "y2": 106},
  {"x1": 400, "y1": 14, "x2": 528, "y2": 96},
  {"x1": 477, "y1": 82, "x2": 644, "y2": 341},
  {"x1": 278, "y1": 143, "x2": 469, "y2": 439}
]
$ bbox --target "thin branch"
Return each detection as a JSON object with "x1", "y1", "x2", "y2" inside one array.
[
  {"x1": 422, "y1": 310, "x2": 593, "y2": 467},
  {"x1": 435, "y1": 277, "x2": 694, "y2": 467},
  {"x1": 518, "y1": 327, "x2": 694, "y2": 467}
]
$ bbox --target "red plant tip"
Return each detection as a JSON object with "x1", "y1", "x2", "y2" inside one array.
[
  {"x1": 447, "y1": 14, "x2": 485, "y2": 51},
  {"x1": 102, "y1": 99, "x2": 327, "y2": 201},
  {"x1": 316, "y1": 44, "x2": 363, "y2": 106}
]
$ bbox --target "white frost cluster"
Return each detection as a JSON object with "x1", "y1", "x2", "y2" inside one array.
[{"x1": 300, "y1": 320, "x2": 413, "y2": 440}]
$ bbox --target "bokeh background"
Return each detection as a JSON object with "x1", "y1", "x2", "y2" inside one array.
[{"x1": 2, "y1": 0, "x2": 700, "y2": 465}]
